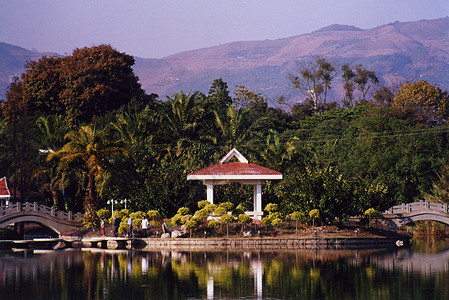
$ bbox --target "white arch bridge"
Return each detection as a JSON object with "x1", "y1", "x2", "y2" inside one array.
[
  {"x1": 0, "y1": 202, "x2": 83, "y2": 236},
  {"x1": 382, "y1": 200, "x2": 449, "y2": 229}
]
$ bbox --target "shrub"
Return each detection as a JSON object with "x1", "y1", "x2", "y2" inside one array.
[
  {"x1": 214, "y1": 206, "x2": 227, "y2": 217},
  {"x1": 96, "y1": 208, "x2": 111, "y2": 222},
  {"x1": 235, "y1": 203, "x2": 247, "y2": 215},
  {"x1": 197, "y1": 200, "x2": 210, "y2": 209},
  {"x1": 218, "y1": 201, "x2": 234, "y2": 212},
  {"x1": 207, "y1": 219, "x2": 220, "y2": 229},
  {"x1": 264, "y1": 203, "x2": 279, "y2": 213},
  {"x1": 177, "y1": 207, "x2": 190, "y2": 215}
]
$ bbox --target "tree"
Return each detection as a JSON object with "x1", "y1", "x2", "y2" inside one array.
[
  {"x1": 309, "y1": 209, "x2": 320, "y2": 227},
  {"x1": 274, "y1": 167, "x2": 356, "y2": 222},
  {"x1": 2, "y1": 77, "x2": 37, "y2": 201},
  {"x1": 364, "y1": 208, "x2": 382, "y2": 228},
  {"x1": 288, "y1": 211, "x2": 305, "y2": 235},
  {"x1": 19, "y1": 45, "x2": 145, "y2": 126},
  {"x1": 163, "y1": 90, "x2": 204, "y2": 155},
  {"x1": 233, "y1": 85, "x2": 268, "y2": 111},
  {"x1": 392, "y1": 80, "x2": 449, "y2": 124},
  {"x1": 214, "y1": 104, "x2": 261, "y2": 149},
  {"x1": 353, "y1": 65, "x2": 379, "y2": 102},
  {"x1": 47, "y1": 125, "x2": 133, "y2": 227},
  {"x1": 341, "y1": 63, "x2": 356, "y2": 107},
  {"x1": 423, "y1": 159, "x2": 449, "y2": 204},
  {"x1": 34, "y1": 115, "x2": 71, "y2": 207},
  {"x1": 289, "y1": 56, "x2": 337, "y2": 111},
  {"x1": 220, "y1": 214, "x2": 235, "y2": 237}
]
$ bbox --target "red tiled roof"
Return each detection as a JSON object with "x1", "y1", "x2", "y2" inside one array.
[
  {"x1": 187, "y1": 148, "x2": 282, "y2": 181},
  {"x1": 188, "y1": 162, "x2": 282, "y2": 177},
  {"x1": 0, "y1": 177, "x2": 40, "y2": 198},
  {"x1": 0, "y1": 177, "x2": 14, "y2": 197}
]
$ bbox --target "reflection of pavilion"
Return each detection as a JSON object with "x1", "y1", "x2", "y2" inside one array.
[
  {"x1": 187, "y1": 148, "x2": 282, "y2": 220},
  {"x1": 206, "y1": 259, "x2": 263, "y2": 300}
]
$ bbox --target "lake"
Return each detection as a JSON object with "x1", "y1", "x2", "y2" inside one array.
[{"x1": 1, "y1": 241, "x2": 448, "y2": 299}]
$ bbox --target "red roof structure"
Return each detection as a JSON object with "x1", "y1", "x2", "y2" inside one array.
[
  {"x1": 187, "y1": 148, "x2": 282, "y2": 220},
  {"x1": 0, "y1": 177, "x2": 40, "y2": 205},
  {"x1": 0, "y1": 177, "x2": 18, "y2": 198}
]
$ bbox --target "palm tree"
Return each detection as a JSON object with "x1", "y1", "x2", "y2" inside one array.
[
  {"x1": 214, "y1": 105, "x2": 261, "y2": 150},
  {"x1": 259, "y1": 129, "x2": 298, "y2": 171},
  {"x1": 34, "y1": 115, "x2": 71, "y2": 208},
  {"x1": 164, "y1": 91, "x2": 204, "y2": 155},
  {"x1": 47, "y1": 125, "x2": 132, "y2": 227}
]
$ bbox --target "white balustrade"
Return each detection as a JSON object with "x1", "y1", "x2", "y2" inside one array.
[{"x1": 0, "y1": 201, "x2": 83, "y2": 222}]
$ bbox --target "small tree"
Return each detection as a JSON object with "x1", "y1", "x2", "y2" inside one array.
[
  {"x1": 147, "y1": 210, "x2": 160, "y2": 226},
  {"x1": 364, "y1": 208, "x2": 382, "y2": 228},
  {"x1": 309, "y1": 209, "x2": 320, "y2": 227},
  {"x1": 238, "y1": 214, "x2": 252, "y2": 233},
  {"x1": 288, "y1": 211, "x2": 306, "y2": 235},
  {"x1": 221, "y1": 214, "x2": 235, "y2": 238},
  {"x1": 172, "y1": 207, "x2": 191, "y2": 226},
  {"x1": 184, "y1": 218, "x2": 199, "y2": 237},
  {"x1": 207, "y1": 219, "x2": 220, "y2": 229}
]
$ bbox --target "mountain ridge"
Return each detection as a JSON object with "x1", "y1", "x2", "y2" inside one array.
[{"x1": 1, "y1": 17, "x2": 448, "y2": 106}]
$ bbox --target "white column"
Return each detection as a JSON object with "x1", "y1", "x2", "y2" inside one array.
[
  {"x1": 253, "y1": 184, "x2": 263, "y2": 220},
  {"x1": 207, "y1": 184, "x2": 214, "y2": 204}
]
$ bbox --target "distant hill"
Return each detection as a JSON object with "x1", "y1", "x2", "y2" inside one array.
[
  {"x1": 0, "y1": 42, "x2": 60, "y2": 100},
  {"x1": 1, "y1": 17, "x2": 449, "y2": 107}
]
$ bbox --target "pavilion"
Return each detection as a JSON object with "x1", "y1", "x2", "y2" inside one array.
[
  {"x1": 0, "y1": 177, "x2": 40, "y2": 206},
  {"x1": 187, "y1": 148, "x2": 282, "y2": 220},
  {"x1": 0, "y1": 177, "x2": 18, "y2": 206}
]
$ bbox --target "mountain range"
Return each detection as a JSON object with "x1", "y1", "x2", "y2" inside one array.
[{"x1": 1, "y1": 17, "x2": 449, "y2": 106}]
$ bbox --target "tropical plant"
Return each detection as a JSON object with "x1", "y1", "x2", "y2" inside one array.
[{"x1": 47, "y1": 124, "x2": 133, "y2": 227}]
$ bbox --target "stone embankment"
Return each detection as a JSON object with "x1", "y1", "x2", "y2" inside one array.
[
  {"x1": 142, "y1": 237, "x2": 404, "y2": 251},
  {"x1": 0, "y1": 236, "x2": 407, "y2": 251}
]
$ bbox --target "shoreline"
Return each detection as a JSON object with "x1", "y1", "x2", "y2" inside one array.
[
  {"x1": 68, "y1": 235, "x2": 408, "y2": 251},
  {"x1": 0, "y1": 236, "x2": 408, "y2": 251}
]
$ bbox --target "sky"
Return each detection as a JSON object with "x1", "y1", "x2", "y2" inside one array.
[{"x1": 1, "y1": 0, "x2": 448, "y2": 59}]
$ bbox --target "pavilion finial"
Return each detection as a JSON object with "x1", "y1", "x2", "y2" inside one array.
[{"x1": 219, "y1": 148, "x2": 248, "y2": 164}]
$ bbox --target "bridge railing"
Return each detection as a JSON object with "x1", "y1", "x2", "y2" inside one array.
[
  {"x1": 0, "y1": 202, "x2": 83, "y2": 222},
  {"x1": 384, "y1": 200, "x2": 449, "y2": 214}
]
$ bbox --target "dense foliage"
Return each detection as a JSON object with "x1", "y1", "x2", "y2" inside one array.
[{"x1": 1, "y1": 46, "x2": 449, "y2": 227}]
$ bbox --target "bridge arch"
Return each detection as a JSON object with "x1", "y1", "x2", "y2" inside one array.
[
  {"x1": 382, "y1": 201, "x2": 449, "y2": 229},
  {"x1": 0, "y1": 202, "x2": 83, "y2": 236}
]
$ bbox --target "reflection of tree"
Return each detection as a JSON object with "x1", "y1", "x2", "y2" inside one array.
[
  {"x1": 82, "y1": 252, "x2": 97, "y2": 300},
  {"x1": 2, "y1": 249, "x2": 449, "y2": 299}
]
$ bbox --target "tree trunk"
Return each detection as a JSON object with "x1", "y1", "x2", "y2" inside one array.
[{"x1": 83, "y1": 169, "x2": 97, "y2": 227}]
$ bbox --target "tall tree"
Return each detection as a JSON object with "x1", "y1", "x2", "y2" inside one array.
[
  {"x1": 353, "y1": 65, "x2": 379, "y2": 101},
  {"x1": 17, "y1": 45, "x2": 145, "y2": 126},
  {"x1": 47, "y1": 125, "x2": 133, "y2": 227},
  {"x1": 341, "y1": 63, "x2": 356, "y2": 107},
  {"x1": 163, "y1": 91, "x2": 204, "y2": 156},
  {"x1": 2, "y1": 77, "x2": 37, "y2": 200},
  {"x1": 288, "y1": 56, "x2": 337, "y2": 112}
]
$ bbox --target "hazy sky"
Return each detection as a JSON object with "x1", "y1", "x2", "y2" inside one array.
[{"x1": 1, "y1": 0, "x2": 448, "y2": 58}]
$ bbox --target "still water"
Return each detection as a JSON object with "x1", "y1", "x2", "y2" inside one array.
[{"x1": 1, "y1": 242, "x2": 449, "y2": 300}]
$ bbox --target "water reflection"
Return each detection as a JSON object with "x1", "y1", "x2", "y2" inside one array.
[{"x1": 1, "y1": 247, "x2": 449, "y2": 299}]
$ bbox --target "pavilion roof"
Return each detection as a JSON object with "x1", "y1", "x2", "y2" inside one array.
[
  {"x1": 187, "y1": 148, "x2": 282, "y2": 181},
  {"x1": 0, "y1": 177, "x2": 40, "y2": 199},
  {"x1": 0, "y1": 177, "x2": 17, "y2": 198}
]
